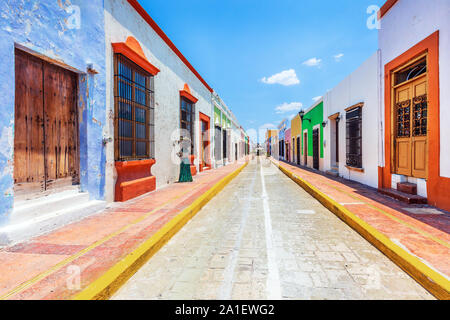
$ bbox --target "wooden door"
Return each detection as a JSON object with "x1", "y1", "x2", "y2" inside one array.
[
  {"x1": 14, "y1": 49, "x2": 79, "y2": 197},
  {"x1": 14, "y1": 50, "x2": 46, "y2": 192},
  {"x1": 296, "y1": 137, "x2": 300, "y2": 165},
  {"x1": 303, "y1": 133, "x2": 308, "y2": 165},
  {"x1": 394, "y1": 75, "x2": 427, "y2": 178},
  {"x1": 313, "y1": 128, "x2": 319, "y2": 170}
]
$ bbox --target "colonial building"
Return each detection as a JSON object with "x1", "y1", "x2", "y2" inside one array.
[
  {"x1": 285, "y1": 128, "x2": 291, "y2": 163},
  {"x1": 265, "y1": 129, "x2": 278, "y2": 156},
  {"x1": 323, "y1": 52, "x2": 380, "y2": 188},
  {"x1": 290, "y1": 114, "x2": 302, "y2": 165},
  {"x1": 104, "y1": 0, "x2": 214, "y2": 202},
  {"x1": 300, "y1": 100, "x2": 324, "y2": 170},
  {"x1": 378, "y1": 0, "x2": 450, "y2": 211},
  {"x1": 0, "y1": 0, "x2": 248, "y2": 244},
  {"x1": 277, "y1": 119, "x2": 288, "y2": 161},
  {"x1": 0, "y1": 1, "x2": 108, "y2": 243},
  {"x1": 212, "y1": 93, "x2": 246, "y2": 168}
]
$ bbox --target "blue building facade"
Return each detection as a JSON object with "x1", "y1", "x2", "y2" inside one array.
[
  {"x1": 0, "y1": 1, "x2": 107, "y2": 225},
  {"x1": 277, "y1": 119, "x2": 288, "y2": 161}
]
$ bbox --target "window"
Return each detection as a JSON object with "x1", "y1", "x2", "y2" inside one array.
[
  {"x1": 346, "y1": 106, "x2": 362, "y2": 168},
  {"x1": 180, "y1": 97, "x2": 195, "y2": 155},
  {"x1": 394, "y1": 57, "x2": 427, "y2": 86},
  {"x1": 114, "y1": 53, "x2": 154, "y2": 161}
]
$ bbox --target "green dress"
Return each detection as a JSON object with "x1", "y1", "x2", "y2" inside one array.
[{"x1": 178, "y1": 157, "x2": 193, "y2": 182}]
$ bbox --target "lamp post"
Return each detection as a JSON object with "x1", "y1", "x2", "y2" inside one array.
[{"x1": 299, "y1": 110, "x2": 310, "y2": 123}]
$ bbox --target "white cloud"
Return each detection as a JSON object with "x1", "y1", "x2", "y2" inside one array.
[
  {"x1": 334, "y1": 53, "x2": 344, "y2": 62},
  {"x1": 275, "y1": 102, "x2": 303, "y2": 114},
  {"x1": 312, "y1": 96, "x2": 322, "y2": 102},
  {"x1": 259, "y1": 123, "x2": 276, "y2": 129},
  {"x1": 302, "y1": 57, "x2": 322, "y2": 67},
  {"x1": 261, "y1": 69, "x2": 300, "y2": 86}
]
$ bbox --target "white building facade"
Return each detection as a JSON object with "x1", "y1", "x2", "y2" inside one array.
[
  {"x1": 378, "y1": 0, "x2": 450, "y2": 211},
  {"x1": 104, "y1": 0, "x2": 214, "y2": 202},
  {"x1": 323, "y1": 51, "x2": 381, "y2": 188}
]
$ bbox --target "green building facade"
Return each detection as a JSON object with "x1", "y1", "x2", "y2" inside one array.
[{"x1": 301, "y1": 101, "x2": 324, "y2": 165}]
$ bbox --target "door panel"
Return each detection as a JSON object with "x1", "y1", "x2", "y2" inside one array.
[
  {"x1": 313, "y1": 129, "x2": 319, "y2": 170},
  {"x1": 393, "y1": 73, "x2": 428, "y2": 179},
  {"x1": 14, "y1": 50, "x2": 45, "y2": 186},
  {"x1": 396, "y1": 140, "x2": 411, "y2": 175},
  {"x1": 303, "y1": 133, "x2": 307, "y2": 165},
  {"x1": 14, "y1": 49, "x2": 79, "y2": 197},
  {"x1": 411, "y1": 78, "x2": 427, "y2": 178},
  {"x1": 412, "y1": 138, "x2": 427, "y2": 178}
]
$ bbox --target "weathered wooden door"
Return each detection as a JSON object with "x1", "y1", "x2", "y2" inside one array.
[
  {"x1": 394, "y1": 76, "x2": 428, "y2": 178},
  {"x1": 313, "y1": 128, "x2": 319, "y2": 170},
  {"x1": 14, "y1": 49, "x2": 79, "y2": 197},
  {"x1": 296, "y1": 137, "x2": 300, "y2": 165}
]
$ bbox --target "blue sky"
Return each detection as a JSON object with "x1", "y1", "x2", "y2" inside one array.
[{"x1": 138, "y1": 0, "x2": 385, "y2": 142}]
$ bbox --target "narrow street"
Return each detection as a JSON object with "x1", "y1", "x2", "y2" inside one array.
[{"x1": 113, "y1": 157, "x2": 433, "y2": 300}]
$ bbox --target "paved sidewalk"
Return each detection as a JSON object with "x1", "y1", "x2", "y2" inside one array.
[
  {"x1": 273, "y1": 158, "x2": 449, "y2": 298},
  {"x1": 0, "y1": 161, "x2": 246, "y2": 300}
]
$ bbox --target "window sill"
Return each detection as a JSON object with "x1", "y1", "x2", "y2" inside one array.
[{"x1": 345, "y1": 165, "x2": 364, "y2": 173}]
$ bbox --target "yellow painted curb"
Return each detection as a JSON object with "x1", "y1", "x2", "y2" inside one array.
[
  {"x1": 271, "y1": 159, "x2": 449, "y2": 300},
  {"x1": 73, "y1": 162, "x2": 248, "y2": 300}
]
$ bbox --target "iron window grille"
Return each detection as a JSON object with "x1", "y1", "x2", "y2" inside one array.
[
  {"x1": 180, "y1": 97, "x2": 195, "y2": 155},
  {"x1": 114, "y1": 53, "x2": 155, "y2": 161},
  {"x1": 346, "y1": 107, "x2": 362, "y2": 169}
]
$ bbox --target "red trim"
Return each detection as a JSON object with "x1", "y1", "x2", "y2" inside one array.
[
  {"x1": 380, "y1": 31, "x2": 450, "y2": 211},
  {"x1": 115, "y1": 159, "x2": 156, "y2": 202},
  {"x1": 379, "y1": 0, "x2": 399, "y2": 19},
  {"x1": 180, "y1": 83, "x2": 199, "y2": 103},
  {"x1": 189, "y1": 155, "x2": 197, "y2": 176},
  {"x1": 126, "y1": 0, "x2": 213, "y2": 93},
  {"x1": 199, "y1": 112, "x2": 211, "y2": 172},
  {"x1": 112, "y1": 37, "x2": 160, "y2": 76}
]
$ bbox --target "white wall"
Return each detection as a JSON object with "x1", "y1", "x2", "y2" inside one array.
[
  {"x1": 323, "y1": 52, "x2": 380, "y2": 188},
  {"x1": 379, "y1": 0, "x2": 450, "y2": 178},
  {"x1": 104, "y1": 0, "x2": 213, "y2": 201}
]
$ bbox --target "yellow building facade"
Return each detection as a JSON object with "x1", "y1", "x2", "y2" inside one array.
[{"x1": 290, "y1": 114, "x2": 302, "y2": 165}]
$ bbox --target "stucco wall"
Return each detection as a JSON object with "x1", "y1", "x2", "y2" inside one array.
[
  {"x1": 301, "y1": 101, "x2": 324, "y2": 160},
  {"x1": 0, "y1": 0, "x2": 106, "y2": 223},
  {"x1": 104, "y1": 0, "x2": 213, "y2": 201},
  {"x1": 379, "y1": 0, "x2": 450, "y2": 178},
  {"x1": 323, "y1": 52, "x2": 380, "y2": 188}
]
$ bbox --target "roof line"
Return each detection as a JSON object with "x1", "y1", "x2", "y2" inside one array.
[
  {"x1": 379, "y1": 0, "x2": 399, "y2": 19},
  {"x1": 126, "y1": 0, "x2": 213, "y2": 93}
]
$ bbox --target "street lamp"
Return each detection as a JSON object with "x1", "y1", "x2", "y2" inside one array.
[
  {"x1": 299, "y1": 110, "x2": 310, "y2": 123},
  {"x1": 298, "y1": 110, "x2": 304, "y2": 119}
]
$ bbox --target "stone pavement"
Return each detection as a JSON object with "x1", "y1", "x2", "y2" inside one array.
[
  {"x1": 274, "y1": 158, "x2": 450, "y2": 294},
  {"x1": 113, "y1": 157, "x2": 433, "y2": 300},
  {"x1": 0, "y1": 160, "x2": 246, "y2": 300}
]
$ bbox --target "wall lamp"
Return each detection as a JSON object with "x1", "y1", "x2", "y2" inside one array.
[
  {"x1": 322, "y1": 121, "x2": 327, "y2": 128},
  {"x1": 298, "y1": 110, "x2": 311, "y2": 123}
]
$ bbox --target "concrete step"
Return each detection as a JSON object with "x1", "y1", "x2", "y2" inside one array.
[
  {"x1": 379, "y1": 188, "x2": 427, "y2": 205},
  {"x1": 397, "y1": 182, "x2": 417, "y2": 195},
  {"x1": 0, "y1": 198, "x2": 107, "y2": 246},
  {"x1": 11, "y1": 189, "x2": 90, "y2": 224},
  {"x1": 326, "y1": 169, "x2": 339, "y2": 177}
]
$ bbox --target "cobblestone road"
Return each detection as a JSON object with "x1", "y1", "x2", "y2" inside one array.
[{"x1": 113, "y1": 157, "x2": 433, "y2": 300}]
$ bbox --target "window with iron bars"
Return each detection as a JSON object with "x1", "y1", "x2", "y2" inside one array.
[
  {"x1": 180, "y1": 97, "x2": 195, "y2": 155},
  {"x1": 346, "y1": 106, "x2": 362, "y2": 169},
  {"x1": 114, "y1": 53, "x2": 155, "y2": 161}
]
